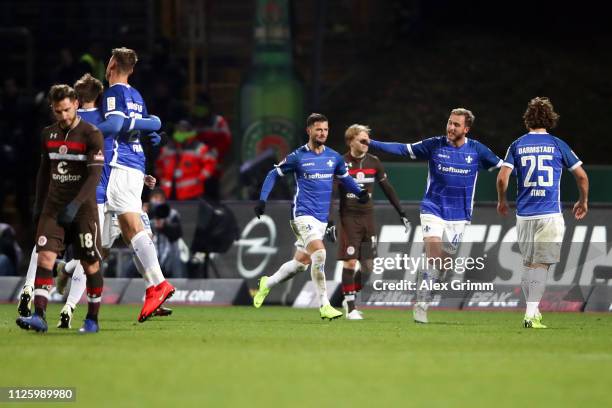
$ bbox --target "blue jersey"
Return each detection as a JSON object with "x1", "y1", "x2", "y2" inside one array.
[
  {"x1": 503, "y1": 132, "x2": 582, "y2": 218},
  {"x1": 78, "y1": 108, "x2": 110, "y2": 204},
  {"x1": 102, "y1": 83, "x2": 148, "y2": 173},
  {"x1": 370, "y1": 136, "x2": 502, "y2": 221},
  {"x1": 275, "y1": 144, "x2": 355, "y2": 222}
]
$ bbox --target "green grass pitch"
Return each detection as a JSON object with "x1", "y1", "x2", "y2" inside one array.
[{"x1": 1, "y1": 304, "x2": 611, "y2": 408}]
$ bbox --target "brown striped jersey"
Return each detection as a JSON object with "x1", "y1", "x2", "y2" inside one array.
[
  {"x1": 338, "y1": 152, "x2": 387, "y2": 214},
  {"x1": 39, "y1": 118, "x2": 104, "y2": 213}
]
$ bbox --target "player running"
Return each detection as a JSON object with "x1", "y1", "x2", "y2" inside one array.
[
  {"x1": 16, "y1": 84, "x2": 105, "y2": 333},
  {"x1": 98, "y1": 47, "x2": 175, "y2": 322},
  {"x1": 361, "y1": 108, "x2": 502, "y2": 323},
  {"x1": 496, "y1": 97, "x2": 589, "y2": 329},
  {"x1": 252, "y1": 113, "x2": 369, "y2": 320},
  {"x1": 335, "y1": 124, "x2": 409, "y2": 320}
]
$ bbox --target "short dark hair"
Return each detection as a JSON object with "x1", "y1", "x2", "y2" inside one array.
[
  {"x1": 523, "y1": 97, "x2": 559, "y2": 130},
  {"x1": 73, "y1": 73, "x2": 103, "y2": 105},
  {"x1": 306, "y1": 113, "x2": 328, "y2": 128},
  {"x1": 47, "y1": 84, "x2": 77, "y2": 105},
  {"x1": 111, "y1": 47, "x2": 138, "y2": 74}
]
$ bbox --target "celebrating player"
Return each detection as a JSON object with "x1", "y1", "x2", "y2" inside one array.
[
  {"x1": 252, "y1": 113, "x2": 369, "y2": 320},
  {"x1": 496, "y1": 97, "x2": 589, "y2": 329},
  {"x1": 362, "y1": 108, "x2": 502, "y2": 323},
  {"x1": 335, "y1": 124, "x2": 409, "y2": 319},
  {"x1": 98, "y1": 47, "x2": 174, "y2": 322},
  {"x1": 16, "y1": 84, "x2": 105, "y2": 333}
]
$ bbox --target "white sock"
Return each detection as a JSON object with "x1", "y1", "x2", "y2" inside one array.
[
  {"x1": 133, "y1": 255, "x2": 154, "y2": 288},
  {"x1": 130, "y1": 231, "x2": 165, "y2": 286},
  {"x1": 24, "y1": 246, "x2": 38, "y2": 288},
  {"x1": 64, "y1": 259, "x2": 80, "y2": 275},
  {"x1": 310, "y1": 249, "x2": 329, "y2": 307},
  {"x1": 416, "y1": 266, "x2": 440, "y2": 303},
  {"x1": 266, "y1": 260, "x2": 307, "y2": 288},
  {"x1": 523, "y1": 266, "x2": 548, "y2": 318},
  {"x1": 520, "y1": 265, "x2": 530, "y2": 302},
  {"x1": 66, "y1": 263, "x2": 86, "y2": 310},
  {"x1": 526, "y1": 302, "x2": 539, "y2": 318}
]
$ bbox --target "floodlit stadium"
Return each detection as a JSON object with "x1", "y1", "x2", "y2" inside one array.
[{"x1": 1, "y1": 1, "x2": 611, "y2": 407}]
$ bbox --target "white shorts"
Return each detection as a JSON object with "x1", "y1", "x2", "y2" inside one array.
[
  {"x1": 102, "y1": 209, "x2": 152, "y2": 249},
  {"x1": 516, "y1": 214, "x2": 565, "y2": 265},
  {"x1": 290, "y1": 216, "x2": 327, "y2": 253},
  {"x1": 106, "y1": 166, "x2": 144, "y2": 214},
  {"x1": 420, "y1": 213, "x2": 467, "y2": 255}
]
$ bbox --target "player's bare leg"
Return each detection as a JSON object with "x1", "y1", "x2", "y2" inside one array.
[{"x1": 119, "y1": 212, "x2": 174, "y2": 322}]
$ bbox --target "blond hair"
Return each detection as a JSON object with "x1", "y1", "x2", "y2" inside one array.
[
  {"x1": 450, "y1": 108, "x2": 475, "y2": 128},
  {"x1": 344, "y1": 124, "x2": 371, "y2": 145}
]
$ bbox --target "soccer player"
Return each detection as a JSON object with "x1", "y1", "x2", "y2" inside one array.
[
  {"x1": 496, "y1": 97, "x2": 589, "y2": 329},
  {"x1": 252, "y1": 113, "x2": 369, "y2": 320},
  {"x1": 362, "y1": 108, "x2": 502, "y2": 323},
  {"x1": 16, "y1": 84, "x2": 105, "y2": 333},
  {"x1": 98, "y1": 47, "x2": 175, "y2": 322},
  {"x1": 335, "y1": 124, "x2": 409, "y2": 319}
]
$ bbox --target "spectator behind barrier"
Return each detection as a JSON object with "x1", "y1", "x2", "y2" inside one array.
[
  {"x1": 145, "y1": 188, "x2": 189, "y2": 278},
  {"x1": 155, "y1": 120, "x2": 217, "y2": 200},
  {"x1": 192, "y1": 92, "x2": 232, "y2": 201},
  {"x1": 0, "y1": 223, "x2": 23, "y2": 276}
]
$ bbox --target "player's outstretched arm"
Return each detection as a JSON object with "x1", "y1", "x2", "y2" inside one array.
[
  {"x1": 496, "y1": 166, "x2": 512, "y2": 216},
  {"x1": 95, "y1": 115, "x2": 124, "y2": 135},
  {"x1": 255, "y1": 169, "x2": 280, "y2": 218},
  {"x1": 571, "y1": 165, "x2": 589, "y2": 220},
  {"x1": 365, "y1": 139, "x2": 411, "y2": 157},
  {"x1": 122, "y1": 114, "x2": 162, "y2": 133}
]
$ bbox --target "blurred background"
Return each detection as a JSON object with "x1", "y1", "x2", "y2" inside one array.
[{"x1": 1, "y1": 0, "x2": 612, "y2": 276}]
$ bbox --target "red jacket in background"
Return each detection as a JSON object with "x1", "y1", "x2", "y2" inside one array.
[{"x1": 155, "y1": 139, "x2": 217, "y2": 200}]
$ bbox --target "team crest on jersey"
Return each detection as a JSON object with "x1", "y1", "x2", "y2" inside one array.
[
  {"x1": 37, "y1": 235, "x2": 48, "y2": 246},
  {"x1": 94, "y1": 150, "x2": 104, "y2": 161},
  {"x1": 465, "y1": 155, "x2": 473, "y2": 164},
  {"x1": 59, "y1": 145, "x2": 68, "y2": 155},
  {"x1": 326, "y1": 159, "x2": 334, "y2": 167},
  {"x1": 346, "y1": 246, "x2": 355, "y2": 256},
  {"x1": 356, "y1": 172, "x2": 365, "y2": 180},
  {"x1": 106, "y1": 97, "x2": 116, "y2": 111}
]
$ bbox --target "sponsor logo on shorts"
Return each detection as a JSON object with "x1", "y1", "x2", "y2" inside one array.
[
  {"x1": 347, "y1": 246, "x2": 355, "y2": 255},
  {"x1": 94, "y1": 150, "x2": 104, "y2": 161},
  {"x1": 38, "y1": 235, "x2": 48, "y2": 246}
]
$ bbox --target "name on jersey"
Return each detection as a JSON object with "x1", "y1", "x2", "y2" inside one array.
[
  {"x1": 303, "y1": 172, "x2": 333, "y2": 180},
  {"x1": 518, "y1": 146, "x2": 555, "y2": 154},
  {"x1": 437, "y1": 164, "x2": 470, "y2": 174},
  {"x1": 531, "y1": 189, "x2": 546, "y2": 197},
  {"x1": 126, "y1": 102, "x2": 143, "y2": 113},
  {"x1": 302, "y1": 162, "x2": 315, "y2": 167}
]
